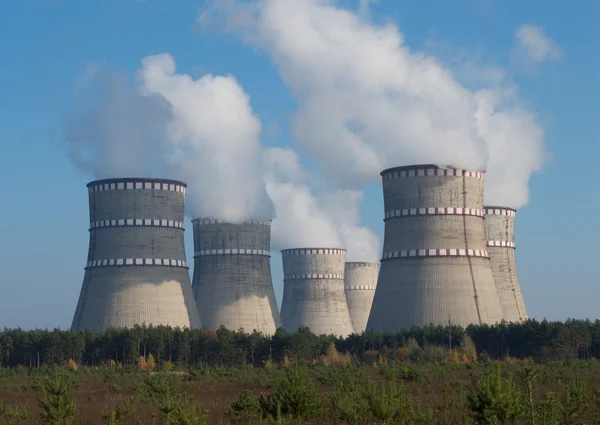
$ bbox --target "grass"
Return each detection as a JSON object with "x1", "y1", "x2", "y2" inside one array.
[{"x1": 0, "y1": 360, "x2": 599, "y2": 424}]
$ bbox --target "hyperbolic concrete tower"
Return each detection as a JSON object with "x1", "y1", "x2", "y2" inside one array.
[
  {"x1": 280, "y1": 248, "x2": 355, "y2": 337},
  {"x1": 344, "y1": 262, "x2": 378, "y2": 333},
  {"x1": 71, "y1": 178, "x2": 201, "y2": 331},
  {"x1": 367, "y1": 165, "x2": 504, "y2": 331},
  {"x1": 484, "y1": 206, "x2": 528, "y2": 322},
  {"x1": 191, "y1": 219, "x2": 282, "y2": 334}
]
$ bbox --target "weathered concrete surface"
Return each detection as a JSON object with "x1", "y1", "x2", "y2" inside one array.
[
  {"x1": 192, "y1": 220, "x2": 282, "y2": 335},
  {"x1": 280, "y1": 249, "x2": 354, "y2": 337},
  {"x1": 484, "y1": 207, "x2": 528, "y2": 322},
  {"x1": 344, "y1": 262, "x2": 378, "y2": 333},
  {"x1": 71, "y1": 178, "x2": 201, "y2": 331},
  {"x1": 367, "y1": 165, "x2": 504, "y2": 331}
]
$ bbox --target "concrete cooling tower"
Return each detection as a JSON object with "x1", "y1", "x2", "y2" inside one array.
[
  {"x1": 367, "y1": 165, "x2": 504, "y2": 331},
  {"x1": 280, "y1": 248, "x2": 355, "y2": 337},
  {"x1": 191, "y1": 219, "x2": 282, "y2": 334},
  {"x1": 344, "y1": 262, "x2": 378, "y2": 333},
  {"x1": 71, "y1": 178, "x2": 202, "y2": 331},
  {"x1": 484, "y1": 206, "x2": 528, "y2": 322}
]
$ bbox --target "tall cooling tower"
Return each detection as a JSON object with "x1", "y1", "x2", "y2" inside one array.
[
  {"x1": 367, "y1": 165, "x2": 504, "y2": 331},
  {"x1": 191, "y1": 219, "x2": 282, "y2": 334},
  {"x1": 280, "y1": 248, "x2": 355, "y2": 337},
  {"x1": 484, "y1": 206, "x2": 528, "y2": 322},
  {"x1": 71, "y1": 178, "x2": 202, "y2": 331},
  {"x1": 344, "y1": 262, "x2": 378, "y2": 333}
]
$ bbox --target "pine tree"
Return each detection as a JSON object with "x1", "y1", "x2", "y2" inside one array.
[
  {"x1": 37, "y1": 371, "x2": 77, "y2": 425},
  {"x1": 468, "y1": 363, "x2": 522, "y2": 424}
]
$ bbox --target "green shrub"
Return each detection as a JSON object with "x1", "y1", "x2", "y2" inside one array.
[
  {"x1": 37, "y1": 370, "x2": 78, "y2": 425},
  {"x1": 258, "y1": 367, "x2": 322, "y2": 419},
  {"x1": 468, "y1": 363, "x2": 522, "y2": 424}
]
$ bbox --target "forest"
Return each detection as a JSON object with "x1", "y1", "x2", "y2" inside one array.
[{"x1": 0, "y1": 319, "x2": 598, "y2": 368}]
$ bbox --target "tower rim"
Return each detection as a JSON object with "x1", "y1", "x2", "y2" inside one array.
[
  {"x1": 192, "y1": 218, "x2": 272, "y2": 225},
  {"x1": 380, "y1": 164, "x2": 486, "y2": 176},
  {"x1": 281, "y1": 247, "x2": 347, "y2": 253},
  {"x1": 87, "y1": 177, "x2": 187, "y2": 188},
  {"x1": 484, "y1": 205, "x2": 517, "y2": 212}
]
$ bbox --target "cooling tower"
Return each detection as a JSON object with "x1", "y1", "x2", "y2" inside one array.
[
  {"x1": 280, "y1": 248, "x2": 355, "y2": 337},
  {"x1": 367, "y1": 165, "x2": 504, "y2": 331},
  {"x1": 191, "y1": 219, "x2": 282, "y2": 334},
  {"x1": 344, "y1": 262, "x2": 379, "y2": 333},
  {"x1": 484, "y1": 206, "x2": 528, "y2": 322},
  {"x1": 71, "y1": 178, "x2": 202, "y2": 331}
]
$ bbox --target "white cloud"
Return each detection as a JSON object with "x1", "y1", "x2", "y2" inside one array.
[
  {"x1": 137, "y1": 53, "x2": 274, "y2": 222},
  {"x1": 66, "y1": 69, "x2": 174, "y2": 179},
  {"x1": 264, "y1": 147, "x2": 380, "y2": 262},
  {"x1": 199, "y1": 0, "x2": 547, "y2": 208},
  {"x1": 67, "y1": 53, "x2": 379, "y2": 260},
  {"x1": 358, "y1": 0, "x2": 379, "y2": 17},
  {"x1": 513, "y1": 24, "x2": 563, "y2": 66},
  {"x1": 67, "y1": 53, "x2": 274, "y2": 222}
]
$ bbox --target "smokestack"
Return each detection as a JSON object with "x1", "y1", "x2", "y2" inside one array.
[
  {"x1": 71, "y1": 178, "x2": 201, "y2": 331},
  {"x1": 191, "y1": 219, "x2": 282, "y2": 334},
  {"x1": 484, "y1": 206, "x2": 528, "y2": 322},
  {"x1": 280, "y1": 248, "x2": 355, "y2": 337},
  {"x1": 344, "y1": 262, "x2": 378, "y2": 333},
  {"x1": 367, "y1": 165, "x2": 504, "y2": 330}
]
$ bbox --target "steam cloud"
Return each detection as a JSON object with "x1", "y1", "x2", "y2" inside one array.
[
  {"x1": 67, "y1": 54, "x2": 273, "y2": 223},
  {"x1": 199, "y1": 0, "x2": 548, "y2": 208},
  {"x1": 66, "y1": 53, "x2": 379, "y2": 261},
  {"x1": 264, "y1": 147, "x2": 380, "y2": 262},
  {"x1": 137, "y1": 54, "x2": 274, "y2": 222}
]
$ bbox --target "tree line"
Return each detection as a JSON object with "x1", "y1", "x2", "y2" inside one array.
[{"x1": 0, "y1": 318, "x2": 598, "y2": 368}]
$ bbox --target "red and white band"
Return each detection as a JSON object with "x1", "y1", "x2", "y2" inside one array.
[
  {"x1": 285, "y1": 273, "x2": 344, "y2": 280},
  {"x1": 193, "y1": 219, "x2": 271, "y2": 226},
  {"x1": 86, "y1": 258, "x2": 188, "y2": 268},
  {"x1": 194, "y1": 249, "x2": 270, "y2": 256},
  {"x1": 383, "y1": 168, "x2": 484, "y2": 180},
  {"x1": 382, "y1": 249, "x2": 489, "y2": 260},
  {"x1": 486, "y1": 241, "x2": 515, "y2": 248},
  {"x1": 90, "y1": 219, "x2": 184, "y2": 229},
  {"x1": 345, "y1": 262, "x2": 378, "y2": 269},
  {"x1": 345, "y1": 285, "x2": 376, "y2": 290},
  {"x1": 89, "y1": 181, "x2": 185, "y2": 194},
  {"x1": 385, "y1": 207, "x2": 484, "y2": 219},
  {"x1": 484, "y1": 208, "x2": 516, "y2": 216},
  {"x1": 281, "y1": 248, "x2": 346, "y2": 256}
]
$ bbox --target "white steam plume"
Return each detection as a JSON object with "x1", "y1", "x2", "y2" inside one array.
[
  {"x1": 67, "y1": 53, "x2": 274, "y2": 222},
  {"x1": 137, "y1": 53, "x2": 274, "y2": 222},
  {"x1": 199, "y1": 0, "x2": 547, "y2": 208},
  {"x1": 66, "y1": 69, "x2": 174, "y2": 179},
  {"x1": 264, "y1": 147, "x2": 380, "y2": 263}
]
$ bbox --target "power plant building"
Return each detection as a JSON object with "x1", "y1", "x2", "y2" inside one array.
[
  {"x1": 71, "y1": 178, "x2": 202, "y2": 331},
  {"x1": 367, "y1": 165, "x2": 504, "y2": 331},
  {"x1": 280, "y1": 248, "x2": 355, "y2": 337},
  {"x1": 484, "y1": 206, "x2": 528, "y2": 322},
  {"x1": 192, "y1": 219, "x2": 282, "y2": 334},
  {"x1": 344, "y1": 262, "x2": 378, "y2": 333}
]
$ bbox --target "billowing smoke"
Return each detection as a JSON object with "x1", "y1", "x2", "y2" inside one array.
[
  {"x1": 66, "y1": 54, "x2": 379, "y2": 260},
  {"x1": 137, "y1": 54, "x2": 274, "y2": 222},
  {"x1": 66, "y1": 69, "x2": 174, "y2": 179},
  {"x1": 199, "y1": 0, "x2": 548, "y2": 208},
  {"x1": 263, "y1": 147, "x2": 380, "y2": 263},
  {"x1": 67, "y1": 53, "x2": 274, "y2": 222}
]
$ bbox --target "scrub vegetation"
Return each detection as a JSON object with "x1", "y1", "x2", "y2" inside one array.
[{"x1": 0, "y1": 320, "x2": 599, "y2": 424}]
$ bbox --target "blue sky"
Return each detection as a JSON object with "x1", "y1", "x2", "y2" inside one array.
[{"x1": 0, "y1": 0, "x2": 598, "y2": 329}]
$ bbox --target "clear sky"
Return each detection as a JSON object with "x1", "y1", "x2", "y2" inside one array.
[{"x1": 0, "y1": 0, "x2": 598, "y2": 330}]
